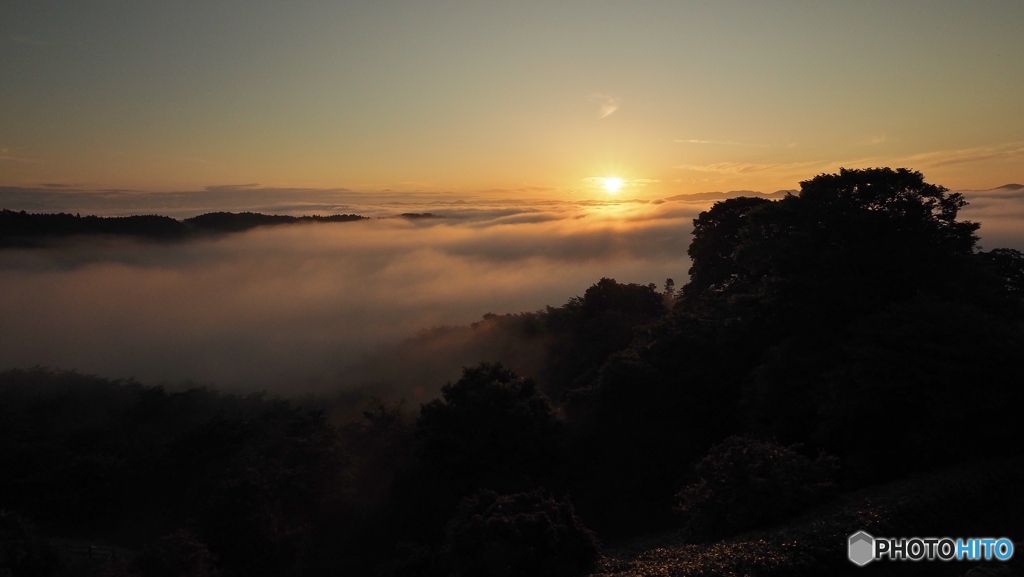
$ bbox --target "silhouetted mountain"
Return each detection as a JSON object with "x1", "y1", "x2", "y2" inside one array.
[
  {"x1": 183, "y1": 211, "x2": 365, "y2": 233},
  {"x1": 957, "y1": 183, "x2": 1024, "y2": 198},
  {"x1": 0, "y1": 210, "x2": 187, "y2": 246},
  {"x1": 0, "y1": 209, "x2": 366, "y2": 247},
  {"x1": 661, "y1": 189, "x2": 793, "y2": 202}
]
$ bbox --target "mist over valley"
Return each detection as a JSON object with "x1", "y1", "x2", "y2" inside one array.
[{"x1": 1, "y1": 194, "x2": 702, "y2": 393}]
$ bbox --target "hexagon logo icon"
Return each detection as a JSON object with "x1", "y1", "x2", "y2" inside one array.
[{"x1": 848, "y1": 531, "x2": 875, "y2": 566}]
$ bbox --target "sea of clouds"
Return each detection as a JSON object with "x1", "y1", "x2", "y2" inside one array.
[
  {"x1": 0, "y1": 193, "x2": 698, "y2": 391},
  {"x1": 1, "y1": 185, "x2": 1020, "y2": 393}
]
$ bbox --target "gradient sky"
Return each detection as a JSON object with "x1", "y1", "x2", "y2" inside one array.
[{"x1": 2, "y1": 1, "x2": 1022, "y2": 197}]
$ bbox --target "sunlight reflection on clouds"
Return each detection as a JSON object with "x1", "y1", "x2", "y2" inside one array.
[
  {"x1": 0, "y1": 199, "x2": 700, "y2": 390},
  {"x1": 1, "y1": 189, "x2": 1020, "y2": 391}
]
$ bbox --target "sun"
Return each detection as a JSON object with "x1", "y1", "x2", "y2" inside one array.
[{"x1": 602, "y1": 177, "x2": 623, "y2": 193}]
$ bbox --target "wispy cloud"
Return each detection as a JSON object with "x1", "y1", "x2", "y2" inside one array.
[
  {"x1": 40, "y1": 183, "x2": 83, "y2": 189},
  {"x1": 674, "y1": 139, "x2": 772, "y2": 148},
  {"x1": 0, "y1": 148, "x2": 42, "y2": 164},
  {"x1": 204, "y1": 183, "x2": 261, "y2": 192},
  {"x1": 674, "y1": 161, "x2": 820, "y2": 174},
  {"x1": 835, "y1": 142, "x2": 1024, "y2": 170},
  {"x1": 927, "y1": 145, "x2": 1024, "y2": 167},
  {"x1": 588, "y1": 93, "x2": 620, "y2": 119},
  {"x1": 476, "y1": 185, "x2": 557, "y2": 195}
]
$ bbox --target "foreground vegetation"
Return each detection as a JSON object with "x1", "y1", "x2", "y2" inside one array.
[
  {"x1": 596, "y1": 458, "x2": 1024, "y2": 577},
  {"x1": 2, "y1": 168, "x2": 1023, "y2": 576}
]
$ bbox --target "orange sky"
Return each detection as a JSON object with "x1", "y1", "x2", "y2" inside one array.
[{"x1": 2, "y1": 2, "x2": 1022, "y2": 197}]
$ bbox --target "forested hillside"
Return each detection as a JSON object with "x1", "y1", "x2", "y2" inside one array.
[
  {"x1": 0, "y1": 210, "x2": 366, "y2": 247},
  {"x1": 2, "y1": 168, "x2": 1023, "y2": 576}
]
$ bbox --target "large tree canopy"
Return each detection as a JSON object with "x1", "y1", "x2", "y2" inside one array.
[
  {"x1": 681, "y1": 168, "x2": 983, "y2": 329},
  {"x1": 663, "y1": 168, "x2": 1024, "y2": 481}
]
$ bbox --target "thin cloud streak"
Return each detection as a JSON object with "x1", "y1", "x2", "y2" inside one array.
[
  {"x1": 829, "y1": 143, "x2": 1024, "y2": 172},
  {"x1": 928, "y1": 146, "x2": 1024, "y2": 167},
  {"x1": 675, "y1": 139, "x2": 773, "y2": 148},
  {"x1": 0, "y1": 148, "x2": 42, "y2": 164},
  {"x1": 675, "y1": 161, "x2": 821, "y2": 174},
  {"x1": 205, "y1": 183, "x2": 262, "y2": 192},
  {"x1": 588, "y1": 93, "x2": 620, "y2": 119}
]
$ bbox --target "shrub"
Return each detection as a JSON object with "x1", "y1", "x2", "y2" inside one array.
[
  {"x1": 676, "y1": 436, "x2": 838, "y2": 540},
  {"x1": 443, "y1": 489, "x2": 599, "y2": 577}
]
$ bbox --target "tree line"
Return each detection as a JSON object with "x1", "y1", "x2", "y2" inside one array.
[{"x1": 0, "y1": 210, "x2": 366, "y2": 247}]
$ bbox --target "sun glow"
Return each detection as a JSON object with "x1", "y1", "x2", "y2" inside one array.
[{"x1": 602, "y1": 177, "x2": 623, "y2": 193}]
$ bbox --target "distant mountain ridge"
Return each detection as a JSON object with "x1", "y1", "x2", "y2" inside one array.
[
  {"x1": 957, "y1": 183, "x2": 1023, "y2": 192},
  {"x1": 956, "y1": 183, "x2": 1024, "y2": 199},
  {"x1": 662, "y1": 189, "x2": 794, "y2": 202},
  {"x1": 0, "y1": 209, "x2": 366, "y2": 248}
]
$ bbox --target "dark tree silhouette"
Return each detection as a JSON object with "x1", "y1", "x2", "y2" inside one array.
[
  {"x1": 681, "y1": 195, "x2": 774, "y2": 315},
  {"x1": 766, "y1": 168, "x2": 977, "y2": 321},
  {"x1": 414, "y1": 363, "x2": 562, "y2": 497},
  {"x1": 671, "y1": 167, "x2": 1021, "y2": 481},
  {"x1": 682, "y1": 168, "x2": 983, "y2": 331},
  {"x1": 542, "y1": 278, "x2": 667, "y2": 393},
  {"x1": 390, "y1": 363, "x2": 564, "y2": 551}
]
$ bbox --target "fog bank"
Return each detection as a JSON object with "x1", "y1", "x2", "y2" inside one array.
[
  {"x1": 2, "y1": 187, "x2": 1021, "y2": 394},
  {"x1": 0, "y1": 199, "x2": 696, "y2": 391}
]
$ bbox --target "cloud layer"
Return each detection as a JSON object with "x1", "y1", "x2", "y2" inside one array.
[
  {"x1": 2, "y1": 188, "x2": 1020, "y2": 395},
  {"x1": 0, "y1": 198, "x2": 700, "y2": 391}
]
